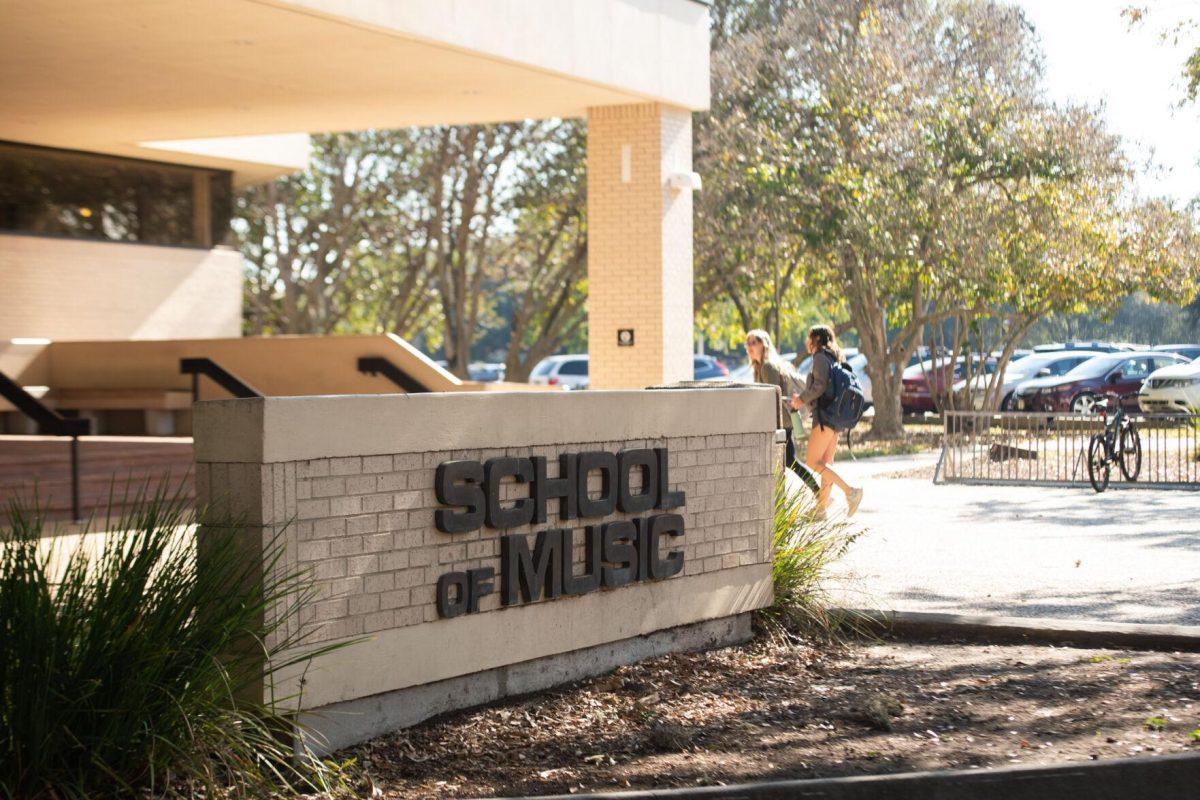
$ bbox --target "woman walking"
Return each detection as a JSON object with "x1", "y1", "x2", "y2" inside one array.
[
  {"x1": 790, "y1": 325, "x2": 864, "y2": 516},
  {"x1": 744, "y1": 329, "x2": 820, "y2": 495}
]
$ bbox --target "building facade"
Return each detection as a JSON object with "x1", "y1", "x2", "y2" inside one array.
[{"x1": 1, "y1": 0, "x2": 712, "y2": 388}]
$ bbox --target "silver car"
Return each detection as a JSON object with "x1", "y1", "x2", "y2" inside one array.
[
  {"x1": 527, "y1": 354, "x2": 589, "y2": 390},
  {"x1": 959, "y1": 351, "x2": 1102, "y2": 410}
]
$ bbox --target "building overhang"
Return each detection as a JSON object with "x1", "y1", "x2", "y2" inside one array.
[{"x1": 0, "y1": 0, "x2": 711, "y2": 185}]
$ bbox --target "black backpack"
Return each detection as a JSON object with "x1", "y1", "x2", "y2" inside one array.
[{"x1": 817, "y1": 350, "x2": 867, "y2": 431}]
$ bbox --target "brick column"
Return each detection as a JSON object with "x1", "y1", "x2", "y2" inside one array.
[{"x1": 587, "y1": 103, "x2": 694, "y2": 389}]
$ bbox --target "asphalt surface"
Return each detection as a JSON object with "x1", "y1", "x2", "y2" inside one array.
[{"x1": 824, "y1": 453, "x2": 1200, "y2": 626}]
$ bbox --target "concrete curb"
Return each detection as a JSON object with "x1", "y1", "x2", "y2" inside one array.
[
  {"x1": 838, "y1": 608, "x2": 1200, "y2": 652},
  {"x1": 484, "y1": 752, "x2": 1200, "y2": 799}
]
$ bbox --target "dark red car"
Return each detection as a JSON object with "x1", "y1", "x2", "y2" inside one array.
[
  {"x1": 901, "y1": 356, "x2": 996, "y2": 413},
  {"x1": 1015, "y1": 352, "x2": 1189, "y2": 413}
]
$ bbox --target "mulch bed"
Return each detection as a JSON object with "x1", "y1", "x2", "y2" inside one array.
[{"x1": 331, "y1": 633, "x2": 1200, "y2": 798}]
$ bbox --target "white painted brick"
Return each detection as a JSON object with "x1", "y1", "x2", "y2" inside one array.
[
  {"x1": 394, "y1": 453, "x2": 422, "y2": 471},
  {"x1": 363, "y1": 455, "x2": 393, "y2": 473},
  {"x1": 330, "y1": 457, "x2": 362, "y2": 476}
]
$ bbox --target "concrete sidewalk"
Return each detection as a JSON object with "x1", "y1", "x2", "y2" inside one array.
[{"x1": 825, "y1": 454, "x2": 1200, "y2": 626}]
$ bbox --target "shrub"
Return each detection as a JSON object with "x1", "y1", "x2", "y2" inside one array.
[
  {"x1": 761, "y1": 470, "x2": 861, "y2": 637},
  {"x1": 0, "y1": 484, "x2": 348, "y2": 799}
]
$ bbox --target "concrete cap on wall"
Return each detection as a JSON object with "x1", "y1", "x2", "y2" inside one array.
[{"x1": 193, "y1": 387, "x2": 778, "y2": 463}]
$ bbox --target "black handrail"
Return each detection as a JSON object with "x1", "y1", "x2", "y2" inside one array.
[
  {"x1": 179, "y1": 358, "x2": 263, "y2": 401},
  {"x1": 0, "y1": 369, "x2": 89, "y2": 521},
  {"x1": 357, "y1": 356, "x2": 430, "y2": 394},
  {"x1": 0, "y1": 370, "x2": 89, "y2": 436}
]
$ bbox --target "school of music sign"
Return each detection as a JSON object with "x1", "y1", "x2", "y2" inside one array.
[
  {"x1": 433, "y1": 448, "x2": 687, "y2": 618},
  {"x1": 193, "y1": 389, "x2": 776, "y2": 753}
]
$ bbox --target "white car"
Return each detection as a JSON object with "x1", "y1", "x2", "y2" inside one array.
[
  {"x1": 725, "y1": 352, "x2": 798, "y2": 384},
  {"x1": 1138, "y1": 359, "x2": 1200, "y2": 414},
  {"x1": 528, "y1": 354, "x2": 589, "y2": 390},
  {"x1": 957, "y1": 351, "x2": 1102, "y2": 410},
  {"x1": 1151, "y1": 344, "x2": 1200, "y2": 362}
]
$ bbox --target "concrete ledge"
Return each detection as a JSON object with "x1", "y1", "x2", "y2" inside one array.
[
  {"x1": 844, "y1": 609, "x2": 1200, "y2": 652},
  {"x1": 193, "y1": 387, "x2": 777, "y2": 463},
  {"x1": 278, "y1": 564, "x2": 773, "y2": 709},
  {"x1": 298, "y1": 613, "x2": 753, "y2": 756},
  {"x1": 502, "y1": 752, "x2": 1200, "y2": 799}
]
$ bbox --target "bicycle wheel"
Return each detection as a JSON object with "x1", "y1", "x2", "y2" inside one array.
[
  {"x1": 1119, "y1": 423, "x2": 1142, "y2": 481},
  {"x1": 1087, "y1": 434, "x2": 1110, "y2": 493}
]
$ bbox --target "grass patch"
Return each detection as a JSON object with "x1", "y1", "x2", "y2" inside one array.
[
  {"x1": 843, "y1": 441, "x2": 926, "y2": 460},
  {"x1": 0, "y1": 484, "x2": 354, "y2": 798}
]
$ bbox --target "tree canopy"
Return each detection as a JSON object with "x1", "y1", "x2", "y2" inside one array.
[{"x1": 697, "y1": 0, "x2": 1199, "y2": 434}]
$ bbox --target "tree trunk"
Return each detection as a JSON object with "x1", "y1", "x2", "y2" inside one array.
[{"x1": 866, "y1": 360, "x2": 906, "y2": 439}]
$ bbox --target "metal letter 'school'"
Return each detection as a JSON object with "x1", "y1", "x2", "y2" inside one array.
[{"x1": 433, "y1": 448, "x2": 686, "y2": 617}]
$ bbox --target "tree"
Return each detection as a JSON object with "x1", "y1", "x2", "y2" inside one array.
[
  {"x1": 236, "y1": 122, "x2": 589, "y2": 378},
  {"x1": 495, "y1": 123, "x2": 589, "y2": 381},
  {"x1": 702, "y1": 0, "x2": 1199, "y2": 435},
  {"x1": 236, "y1": 131, "x2": 438, "y2": 338},
  {"x1": 696, "y1": 0, "x2": 845, "y2": 351}
]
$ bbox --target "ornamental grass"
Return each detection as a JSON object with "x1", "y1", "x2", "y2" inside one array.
[
  {"x1": 0, "y1": 483, "x2": 351, "y2": 799},
  {"x1": 762, "y1": 470, "x2": 862, "y2": 638}
]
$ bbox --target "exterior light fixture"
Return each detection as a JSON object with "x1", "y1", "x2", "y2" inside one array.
[{"x1": 666, "y1": 172, "x2": 701, "y2": 194}]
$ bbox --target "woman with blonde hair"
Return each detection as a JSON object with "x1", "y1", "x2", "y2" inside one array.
[
  {"x1": 789, "y1": 325, "x2": 864, "y2": 516},
  {"x1": 744, "y1": 329, "x2": 819, "y2": 494}
]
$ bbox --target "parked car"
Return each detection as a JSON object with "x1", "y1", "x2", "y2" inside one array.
[
  {"x1": 725, "y1": 353, "x2": 798, "y2": 384},
  {"x1": 796, "y1": 347, "x2": 873, "y2": 405},
  {"x1": 958, "y1": 351, "x2": 1103, "y2": 410},
  {"x1": 1151, "y1": 343, "x2": 1200, "y2": 362},
  {"x1": 693, "y1": 355, "x2": 729, "y2": 380},
  {"x1": 467, "y1": 362, "x2": 506, "y2": 382},
  {"x1": 901, "y1": 355, "x2": 998, "y2": 414},
  {"x1": 1031, "y1": 341, "x2": 1131, "y2": 354},
  {"x1": 907, "y1": 346, "x2": 942, "y2": 367},
  {"x1": 1138, "y1": 359, "x2": 1200, "y2": 414},
  {"x1": 1012, "y1": 352, "x2": 1190, "y2": 413},
  {"x1": 528, "y1": 354, "x2": 589, "y2": 389}
]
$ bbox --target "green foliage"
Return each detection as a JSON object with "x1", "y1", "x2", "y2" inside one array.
[
  {"x1": 1189, "y1": 727, "x2": 1200, "y2": 743},
  {"x1": 1144, "y1": 716, "x2": 1169, "y2": 731},
  {"x1": 762, "y1": 472, "x2": 860, "y2": 637},
  {"x1": 0, "y1": 486, "x2": 352, "y2": 799},
  {"x1": 235, "y1": 122, "x2": 588, "y2": 375},
  {"x1": 843, "y1": 441, "x2": 926, "y2": 460},
  {"x1": 700, "y1": 0, "x2": 1200, "y2": 435},
  {"x1": 1025, "y1": 292, "x2": 1199, "y2": 346}
]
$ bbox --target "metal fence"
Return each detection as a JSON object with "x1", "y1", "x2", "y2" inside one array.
[{"x1": 937, "y1": 411, "x2": 1200, "y2": 489}]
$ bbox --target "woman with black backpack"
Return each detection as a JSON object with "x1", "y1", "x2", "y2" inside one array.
[{"x1": 790, "y1": 325, "x2": 864, "y2": 517}]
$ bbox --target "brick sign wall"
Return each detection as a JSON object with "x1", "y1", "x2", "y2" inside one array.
[{"x1": 193, "y1": 388, "x2": 777, "y2": 750}]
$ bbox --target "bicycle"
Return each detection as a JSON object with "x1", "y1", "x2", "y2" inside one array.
[{"x1": 1085, "y1": 393, "x2": 1142, "y2": 493}]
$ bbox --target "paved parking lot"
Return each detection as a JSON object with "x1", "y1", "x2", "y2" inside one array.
[{"x1": 827, "y1": 454, "x2": 1200, "y2": 626}]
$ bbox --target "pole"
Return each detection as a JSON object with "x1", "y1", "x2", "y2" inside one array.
[{"x1": 70, "y1": 435, "x2": 81, "y2": 523}]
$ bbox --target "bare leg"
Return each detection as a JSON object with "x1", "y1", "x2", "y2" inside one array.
[
  {"x1": 805, "y1": 426, "x2": 839, "y2": 509},
  {"x1": 806, "y1": 426, "x2": 854, "y2": 510},
  {"x1": 820, "y1": 431, "x2": 853, "y2": 496}
]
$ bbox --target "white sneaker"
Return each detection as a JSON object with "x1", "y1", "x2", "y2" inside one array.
[{"x1": 846, "y1": 487, "x2": 864, "y2": 517}]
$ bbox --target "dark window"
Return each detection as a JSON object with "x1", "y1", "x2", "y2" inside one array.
[
  {"x1": 0, "y1": 141, "x2": 232, "y2": 247},
  {"x1": 1053, "y1": 358, "x2": 1084, "y2": 375},
  {"x1": 558, "y1": 359, "x2": 588, "y2": 376}
]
